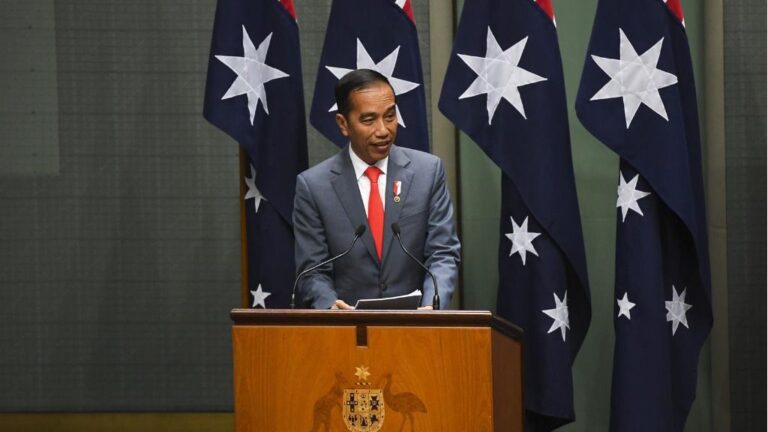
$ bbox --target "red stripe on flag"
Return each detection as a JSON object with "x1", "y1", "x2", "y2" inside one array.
[
  {"x1": 402, "y1": 0, "x2": 415, "y2": 23},
  {"x1": 535, "y1": 0, "x2": 555, "y2": 21},
  {"x1": 665, "y1": 0, "x2": 685, "y2": 23},
  {"x1": 279, "y1": 0, "x2": 297, "y2": 20}
]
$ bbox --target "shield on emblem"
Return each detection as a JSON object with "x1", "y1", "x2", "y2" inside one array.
[{"x1": 342, "y1": 388, "x2": 385, "y2": 432}]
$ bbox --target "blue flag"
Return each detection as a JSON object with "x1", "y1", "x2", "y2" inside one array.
[
  {"x1": 309, "y1": 0, "x2": 429, "y2": 152},
  {"x1": 203, "y1": 0, "x2": 308, "y2": 308},
  {"x1": 575, "y1": 0, "x2": 712, "y2": 430},
  {"x1": 439, "y1": 1, "x2": 590, "y2": 429}
]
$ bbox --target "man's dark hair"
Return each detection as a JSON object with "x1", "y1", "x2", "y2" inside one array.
[{"x1": 334, "y1": 69, "x2": 395, "y2": 117}]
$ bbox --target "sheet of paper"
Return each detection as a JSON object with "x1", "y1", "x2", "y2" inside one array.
[{"x1": 354, "y1": 289, "x2": 422, "y2": 310}]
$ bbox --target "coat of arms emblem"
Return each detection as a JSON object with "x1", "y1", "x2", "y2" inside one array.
[{"x1": 342, "y1": 366, "x2": 385, "y2": 432}]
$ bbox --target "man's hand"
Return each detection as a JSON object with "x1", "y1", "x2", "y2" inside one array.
[
  {"x1": 331, "y1": 299, "x2": 355, "y2": 310},
  {"x1": 417, "y1": 305, "x2": 434, "y2": 310}
]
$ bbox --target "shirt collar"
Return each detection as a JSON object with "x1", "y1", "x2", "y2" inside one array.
[{"x1": 349, "y1": 145, "x2": 388, "y2": 180}]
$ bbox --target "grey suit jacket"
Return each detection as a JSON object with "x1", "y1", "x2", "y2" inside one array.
[{"x1": 293, "y1": 145, "x2": 461, "y2": 309}]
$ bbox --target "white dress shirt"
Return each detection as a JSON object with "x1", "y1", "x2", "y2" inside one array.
[{"x1": 349, "y1": 146, "x2": 388, "y2": 216}]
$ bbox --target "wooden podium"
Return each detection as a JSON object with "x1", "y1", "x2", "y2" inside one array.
[{"x1": 231, "y1": 309, "x2": 523, "y2": 432}]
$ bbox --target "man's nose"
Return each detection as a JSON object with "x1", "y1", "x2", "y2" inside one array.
[{"x1": 374, "y1": 119, "x2": 390, "y2": 136}]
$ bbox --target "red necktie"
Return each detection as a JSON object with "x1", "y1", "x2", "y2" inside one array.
[{"x1": 364, "y1": 166, "x2": 384, "y2": 260}]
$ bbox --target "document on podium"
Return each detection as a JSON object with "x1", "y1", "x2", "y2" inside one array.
[{"x1": 354, "y1": 290, "x2": 422, "y2": 310}]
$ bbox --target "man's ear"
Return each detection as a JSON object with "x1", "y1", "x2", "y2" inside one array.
[{"x1": 335, "y1": 113, "x2": 349, "y2": 137}]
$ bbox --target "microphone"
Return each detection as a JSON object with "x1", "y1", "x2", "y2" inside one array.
[
  {"x1": 290, "y1": 225, "x2": 366, "y2": 309},
  {"x1": 391, "y1": 223, "x2": 440, "y2": 310}
]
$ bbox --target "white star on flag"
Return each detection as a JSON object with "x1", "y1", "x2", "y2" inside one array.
[
  {"x1": 617, "y1": 292, "x2": 636, "y2": 320},
  {"x1": 244, "y1": 164, "x2": 266, "y2": 214},
  {"x1": 617, "y1": 171, "x2": 651, "y2": 222},
  {"x1": 215, "y1": 27, "x2": 289, "y2": 125},
  {"x1": 457, "y1": 27, "x2": 547, "y2": 124},
  {"x1": 590, "y1": 29, "x2": 678, "y2": 128},
  {"x1": 250, "y1": 284, "x2": 271, "y2": 308},
  {"x1": 505, "y1": 216, "x2": 541, "y2": 265},
  {"x1": 325, "y1": 39, "x2": 420, "y2": 127},
  {"x1": 665, "y1": 285, "x2": 692, "y2": 335},
  {"x1": 542, "y1": 291, "x2": 570, "y2": 341}
]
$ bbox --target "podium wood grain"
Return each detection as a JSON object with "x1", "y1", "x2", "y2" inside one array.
[{"x1": 232, "y1": 312, "x2": 522, "y2": 432}]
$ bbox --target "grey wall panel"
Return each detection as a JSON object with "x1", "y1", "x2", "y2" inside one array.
[
  {"x1": 0, "y1": 0, "x2": 239, "y2": 411},
  {"x1": 724, "y1": 0, "x2": 767, "y2": 429},
  {"x1": 0, "y1": 1, "x2": 60, "y2": 176}
]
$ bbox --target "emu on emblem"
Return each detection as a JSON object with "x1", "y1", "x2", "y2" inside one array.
[{"x1": 343, "y1": 388, "x2": 385, "y2": 432}]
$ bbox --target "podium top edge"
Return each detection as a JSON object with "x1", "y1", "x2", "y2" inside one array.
[{"x1": 230, "y1": 309, "x2": 522, "y2": 340}]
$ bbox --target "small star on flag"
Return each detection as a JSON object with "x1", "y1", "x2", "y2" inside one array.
[
  {"x1": 617, "y1": 292, "x2": 636, "y2": 320},
  {"x1": 665, "y1": 285, "x2": 692, "y2": 335},
  {"x1": 250, "y1": 284, "x2": 271, "y2": 308},
  {"x1": 505, "y1": 216, "x2": 541, "y2": 265},
  {"x1": 617, "y1": 171, "x2": 651, "y2": 222},
  {"x1": 542, "y1": 291, "x2": 570, "y2": 341},
  {"x1": 244, "y1": 164, "x2": 267, "y2": 214}
]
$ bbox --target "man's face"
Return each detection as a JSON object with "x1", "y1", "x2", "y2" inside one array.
[{"x1": 336, "y1": 81, "x2": 397, "y2": 165}]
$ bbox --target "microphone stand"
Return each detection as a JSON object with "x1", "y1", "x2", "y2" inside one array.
[
  {"x1": 290, "y1": 225, "x2": 366, "y2": 309},
  {"x1": 391, "y1": 223, "x2": 440, "y2": 310}
]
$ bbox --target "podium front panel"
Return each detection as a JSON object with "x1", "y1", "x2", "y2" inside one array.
[{"x1": 232, "y1": 317, "x2": 522, "y2": 432}]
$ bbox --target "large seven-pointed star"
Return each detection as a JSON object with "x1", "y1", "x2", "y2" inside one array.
[
  {"x1": 457, "y1": 27, "x2": 547, "y2": 124},
  {"x1": 244, "y1": 164, "x2": 266, "y2": 214},
  {"x1": 590, "y1": 29, "x2": 678, "y2": 128},
  {"x1": 665, "y1": 285, "x2": 692, "y2": 335},
  {"x1": 215, "y1": 27, "x2": 289, "y2": 125},
  {"x1": 543, "y1": 291, "x2": 570, "y2": 342},
  {"x1": 505, "y1": 216, "x2": 541, "y2": 266},
  {"x1": 325, "y1": 39, "x2": 420, "y2": 127},
  {"x1": 617, "y1": 171, "x2": 651, "y2": 222}
]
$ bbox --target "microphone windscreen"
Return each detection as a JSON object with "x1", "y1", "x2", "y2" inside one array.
[
  {"x1": 391, "y1": 223, "x2": 401, "y2": 235},
  {"x1": 355, "y1": 225, "x2": 367, "y2": 236}
]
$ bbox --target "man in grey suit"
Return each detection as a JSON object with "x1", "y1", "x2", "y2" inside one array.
[{"x1": 293, "y1": 69, "x2": 460, "y2": 309}]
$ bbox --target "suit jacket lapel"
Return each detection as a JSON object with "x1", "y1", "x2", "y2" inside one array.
[
  {"x1": 330, "y1": 150, "x2": 380, "y2": 265},
  {"x1": 382, "y1": 146, "x2": 414, "y2": 266}
]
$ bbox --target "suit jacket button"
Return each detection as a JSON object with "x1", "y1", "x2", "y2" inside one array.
[{"x1": 379, "y1": 283, "x2": 387, "y2": 292}]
